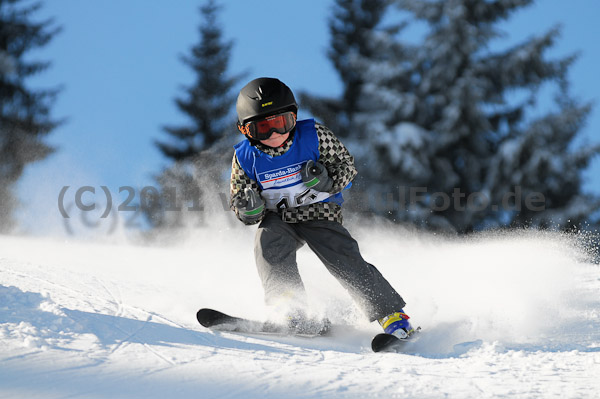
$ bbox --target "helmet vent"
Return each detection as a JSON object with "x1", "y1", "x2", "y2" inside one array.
[{"x1": 250, "y1": 86, "x2": 264, "y2": 101}]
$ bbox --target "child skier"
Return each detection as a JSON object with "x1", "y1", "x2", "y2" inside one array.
[{"x1": 230, "y1": 77, "x2": 414, "y2": 339}]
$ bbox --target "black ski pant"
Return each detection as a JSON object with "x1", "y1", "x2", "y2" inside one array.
[{"x1": 254, "y1": 212, "x2": 406, "y2": 322}]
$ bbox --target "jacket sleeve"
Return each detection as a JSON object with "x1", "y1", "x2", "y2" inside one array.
[
  {"x1": 230, "y1": 153, "x2": 263, "y2": 225},
  {"x1": 315, "y1": 122, "x2": 358, "y2": 194}
]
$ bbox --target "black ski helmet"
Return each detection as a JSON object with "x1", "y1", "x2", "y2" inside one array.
[{"x1": 236, "y1": 77, "x2": 298, "y2": 125}]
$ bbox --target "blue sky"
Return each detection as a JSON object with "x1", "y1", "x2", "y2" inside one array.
[{"x1": 16, "y1": 0, "x2": 600, "y2": 234}]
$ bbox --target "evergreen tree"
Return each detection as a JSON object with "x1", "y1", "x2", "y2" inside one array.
[
  {"x1": 299, "y1": 0, "x2": 399, "y2": 138},
  {"x1": 0, "y1": 0, "x2": 60, "y2": 232},
  {"x1": 148, "y1": 0, "x2": 242, "y2": 229},
  {"x1": 156, "y1": 0, "x2": 239, "y2": 161},
  {"x1": 298, "y1": 0, "x2": 417, "y2": 217},
  {"x1": 326, "y1": 0, "x2": 599, "y2": 232}
]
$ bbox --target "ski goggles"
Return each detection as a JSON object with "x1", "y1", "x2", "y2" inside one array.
[{"x1": 238, "y1": 111, "x2": 297, "y2": 141}]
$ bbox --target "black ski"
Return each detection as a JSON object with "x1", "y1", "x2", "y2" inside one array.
[
  {"x1": 371, "y1": 327, "x2": 421, "y2": 352},
  {"x1": 196, "y1": 308, "x2": 331, "y2": 337}
]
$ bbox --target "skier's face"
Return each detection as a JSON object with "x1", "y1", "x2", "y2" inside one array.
[{"x1": 259, "y1": 132, "x2": 290, "y2": 147}]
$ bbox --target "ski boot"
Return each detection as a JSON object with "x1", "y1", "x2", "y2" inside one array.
[{"x1": 378, "y1": 310, "x2": 415, "y2": 339}]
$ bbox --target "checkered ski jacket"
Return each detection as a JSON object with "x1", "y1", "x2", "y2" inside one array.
[{"x1": 230, "y1": 122, "x2": 357, "y2": 225}]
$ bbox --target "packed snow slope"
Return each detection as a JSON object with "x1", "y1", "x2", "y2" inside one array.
[{"x1": 1, "y1": 221, "x2": 599, "y2": 399}]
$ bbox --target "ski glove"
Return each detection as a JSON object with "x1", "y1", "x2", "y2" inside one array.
[
  {"x1": 234, "y1": 188, "x2": 265, "y2": 224},
  {"x1": 301, "y1": 160, "x2": 333, "y2": 192}
]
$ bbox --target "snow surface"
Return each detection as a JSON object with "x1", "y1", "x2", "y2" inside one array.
[{"x1": 1, "y1": 223, "x2": 599, "y2": 398}]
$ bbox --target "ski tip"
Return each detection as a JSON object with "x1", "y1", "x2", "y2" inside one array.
[
  {"x1": 371, "y1": 327, "x2": 422, "y2": 352},
  {"x1": 196, "y1": 308, "x2": 208, "y2": 327},
  {"x1": 371, "y1": 333, "x2": 400, "y2": 352},
  {"x1": 196, "y1": 308, "x2": 225, "y2": 328}
]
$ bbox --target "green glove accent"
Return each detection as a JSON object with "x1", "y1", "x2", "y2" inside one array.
[{"x1": 301, "y1": 160, "x2": 333, "y2": 192}]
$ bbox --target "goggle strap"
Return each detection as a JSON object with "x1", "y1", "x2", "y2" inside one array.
[{"x1": 237, "y1": 122, "x2": 251, "y2": 137}]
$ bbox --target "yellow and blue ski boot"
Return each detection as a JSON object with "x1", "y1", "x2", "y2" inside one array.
[{"x1": 378, "y1": 310, "x2": 414, "y2": 340}]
